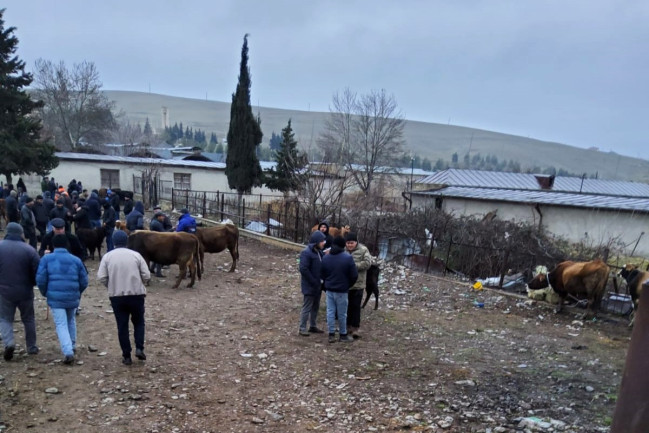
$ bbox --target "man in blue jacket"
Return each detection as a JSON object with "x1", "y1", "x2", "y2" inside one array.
[
  {"x1": 321, "y1": 236, "x2": 358, "y2": 343},
  {"x1": 298, "y1": 230, "x2": 326, "y2": 336},
  {"x1": 36, "y1": 234, "x2": 88, "y2": 364},
  {"x1": 175, "y1": 208, "x2": 197, "y2": 234},
  {"x1": 0, "y1": 223, "x2": 41, "y2": 360}
]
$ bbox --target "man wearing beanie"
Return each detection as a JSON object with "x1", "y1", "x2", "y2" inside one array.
[
  {"x1": 298, "y1": 230, "x2": 326, "y2": 336},
  {"x1": 322, "y1": 236, "x2": 358, "y2": 343},
  {"x1": 97, "y1": 230, "x2": 150, "y2": 365},
  {"x1": 36, "y1": 234, "x2": 88, "y2": 364},
  {"x1": 345, "y1": 232, "x2": 371, "y2": 339},
  {"x1": 0, "y1": 223, "x2": 41, "y2": 360}
]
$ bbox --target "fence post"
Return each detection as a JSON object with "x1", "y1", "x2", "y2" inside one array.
[
  {"x1": 444, "y1": 238, "x2": 453, "y2": 276},
  {"x1": 220, "y1": 193, "x2": 225, "y2": 221},
  {"x1": 499, "y1": 246, "x2": 511, "y2": 290},
  {"x1": 266, "y1": 204, "x2": 271, "y2": 236},
  {"x1": 294, "y1": 205, "x2": 300, "y2": 243},
  {"x1": 242, "y1": 198, "x2": 246, "y2": 228},
  {"x1": 373, "y1": 218, "x2": 381, "y2": 256},
  {"x1": 202, "y1": 192, "x2": 207, "y2": 217},
  {"x1": 425, "y1": 223, "x2": 437, "y2": 274},
  {"x1": 171, "y1": 188, "x2": 175, "y2": 210}
]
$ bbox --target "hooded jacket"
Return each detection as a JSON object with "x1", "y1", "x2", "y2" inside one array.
[
  {"x1": 85, "y1": 192, "x2": 102, "y2": 221},
  {"x1": 126, "y1": 201, "x2": 145, "y2": 231},
  {"x1": 348, "y1": 243, "x2": 372, "y2": 290},
  {"x1": 299, "y1": 230, "x2": 326, "y2": 296},
  {"x1": 176, "y1": 212, "x2": 197, "y2": 233}
]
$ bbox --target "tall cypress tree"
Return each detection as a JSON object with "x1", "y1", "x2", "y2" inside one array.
[
  {"x1": 226, "y1": 34, "x2": 263, "y2": 198},
  {"x1": 0, "y1": 9, "x2": 57, "y2": 185}
]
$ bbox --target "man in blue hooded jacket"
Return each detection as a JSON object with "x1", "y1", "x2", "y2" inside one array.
[
  {"x1": 298, "y1": 230, "x2": 326, "y2": 336},
  {"x1": 175, "y1": 208, "x2": 197, "y2": 234}
]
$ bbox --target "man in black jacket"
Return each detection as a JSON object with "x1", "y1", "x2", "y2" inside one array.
[
  {"x1": 39, "y1": 218, "x2": 84, "y2": 260},
  {"x1": 32, "y1": 195, "x2": 49, "y2": 243}
]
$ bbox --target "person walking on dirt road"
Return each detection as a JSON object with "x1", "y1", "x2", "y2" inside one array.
[{"x1": 97, "y1": 230, "x2": 151, "y2": 366}]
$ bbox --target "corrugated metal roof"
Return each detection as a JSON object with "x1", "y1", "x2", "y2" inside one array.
[
  {"x1": 415, "y1": 186, "x2": 649, "y2": 213},
  {"x1": 56, "y1": 152, "x2": 277, "y2": 171},
  {"x1": 417, "y1": 168, "x2": 649, "y2": 198}
]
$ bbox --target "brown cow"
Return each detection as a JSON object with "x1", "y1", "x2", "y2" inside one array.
[
  {"x1": 127, "y1": 231, "x2": 202, "y2": 289},
  {"x1": 196, "y1": 224, "x2": 239, "y2": 272},
  {"x1": 115, "y1": 220, "x2": 129, "y2": 235},
  {"x1": 527, "y1": 259, "x2": 610, "y2": 319},
  {"x1": 310, "y1": 223, "x2": 351, "y2": 239}
]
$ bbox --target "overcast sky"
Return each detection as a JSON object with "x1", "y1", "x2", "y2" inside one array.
[{"x1": 3, "y1": 1, "x2": 648, "y2": 158}]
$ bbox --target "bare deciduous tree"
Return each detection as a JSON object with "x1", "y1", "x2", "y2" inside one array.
[
  {"x1": 32, "y1": 59, "x2": 116, "y2": 149},
  {"x1": 318, "y1": 88, "x2": 406, "y2": 195}
]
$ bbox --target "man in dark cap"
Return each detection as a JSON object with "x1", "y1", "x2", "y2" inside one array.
[
  {"x1": 39, "y1": 218, "x2": 84, "y2": 260},
  {"x1": 20, "y1": 197, "x2": 37, "y2": 249},
  {"x1": 0, "y1": 223, "x2": 41, "y2": 360},
  {"x1": 98, "y1": 230, "x2": 150, "y2": 366},
  {"x1": 102, "y1": 198, "x2": 117, "y2": 252},
  {"x1": 153, "y1": 205, "x2": 173, "y2": 231},
  {"x1": 49, "y1": 198, "x2": 71, "y2": 233}
]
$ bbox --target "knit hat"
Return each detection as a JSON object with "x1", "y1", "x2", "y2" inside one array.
[
  {"x1": 56, "y1": 198, "x2": 65, "y2": 205},
  {"x1": 345, "y1": 232, "x2": 358, "y2": 242},
  {"x1": 309, "y1": 230, "x2": 326, "y2": 244},
  {"x1": 180, "y1": 208, "x2": 189, "y2": 214},
  {"x1": 25, "y1": 196, "x2": 34, "y2": 204},
  {"x1": 5, "y1": 222, "x2": 23, "y2": 237},
  {"x1": 154, "y1": 211, "x2": 164, "y2": 218},
  {"x1": 50, "y1": 218, "x2": 66, "y2": 229},
  {"x1": 112, "y1": 230, "x2": 128, "y2": 247},
  {"x1": 52, "y1": 234, "x2": 68, "y2": 249},
  {"x1": 333, "y1": 236, "x2": 346, "y2": 248},
  {"x1": 9, "y1": 190, "x2": 17, "y2": 197}
]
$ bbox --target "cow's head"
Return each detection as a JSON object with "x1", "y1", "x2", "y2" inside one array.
[
  {"x1": 527, "y1": 273, "x2": 549, "y2": 291},
  {"x1": 619, "y1": 264, "x2": 638, "y2": 280}
]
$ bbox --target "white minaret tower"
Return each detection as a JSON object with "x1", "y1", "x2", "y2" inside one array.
[{"x1": 161, "y1": 106, "x2": 169, "y2": 129}]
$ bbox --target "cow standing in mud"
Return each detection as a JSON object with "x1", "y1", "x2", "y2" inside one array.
[
  {"x1": 127, "y1": 231, "x2": 202, "y2": 289},
  {"x1": 195, "y1": 224, "x2": 239, "y2": 272},
  {"x1": 619, "y1": 264, "x2": 649, "y2": 326},
  {"x1": 527, "y1": 259, "x2": 610, "y2": 319}
]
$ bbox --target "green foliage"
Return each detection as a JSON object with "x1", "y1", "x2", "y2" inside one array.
[
  {"x1": 265, "y1": 119, "x2": 307, "y2": 194},
  {"x1": 225, "y1": 34, "x2": 263, "y2": 195},
  {"x1": 0, "y1": 9, "x2": 58, "y2": 184}
]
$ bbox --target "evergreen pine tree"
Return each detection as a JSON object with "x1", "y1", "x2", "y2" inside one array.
[
  {"x1": 0, "y1": 9, "x2": 57, "y2": 184},
  {"x1": 265, "y1": 119, "x2": 306, "y2": 195},
  {"x1": 143, "y1": 117, "x2": 152, "y2": 137},
  {"x1": 210, "y1": 132, "x2": 218, "y2": 145},
  {"x1": 225, "y1": 34, "x2": 263, "y2": 198}
]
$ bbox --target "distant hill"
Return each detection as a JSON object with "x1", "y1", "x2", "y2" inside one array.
[{"x1": 105, "y1": 90, "x2": 649, "y2": 183}]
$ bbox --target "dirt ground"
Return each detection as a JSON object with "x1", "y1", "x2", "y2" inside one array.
[{"x1": 0, "y1": 235, "x2": 630, "y2": 433}]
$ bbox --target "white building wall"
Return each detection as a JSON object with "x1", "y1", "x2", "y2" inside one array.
[{"x1": 413, "y1": 195, "x2": 649, "y2": 256}]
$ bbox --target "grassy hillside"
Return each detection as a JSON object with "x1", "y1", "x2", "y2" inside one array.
[{"x1": 105, "y1": 90, "x2": 649, "y2": 182}]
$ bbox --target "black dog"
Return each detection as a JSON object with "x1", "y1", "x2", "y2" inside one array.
[{"x1": 362, "y1": 264, "x2": 380, "y2": 310}]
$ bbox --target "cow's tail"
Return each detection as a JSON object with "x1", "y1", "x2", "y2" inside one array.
[{"x1": 195, "y1": 238, "x2": 202, "y2": 280}]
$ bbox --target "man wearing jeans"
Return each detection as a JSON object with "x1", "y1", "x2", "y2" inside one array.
[
  {"x1": 0, "y1": 223, "x2": 41, "y2": 360},
  {"x1": 36, "y1": 234, "x2": 88, "y2": 364},
  {"x1": 298, "y1": 230, "x2": 326, "y2": 336},
  {"x1": 97, "y1": 230, "x2": 151, "y2": 365},
  {"x1": 321, "y1": 236, "x2": 358, "y2": 343}
]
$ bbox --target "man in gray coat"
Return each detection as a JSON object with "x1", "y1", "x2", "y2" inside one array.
[{"x1": 0, "y1": 223, "x2": 41, "y2": 360}]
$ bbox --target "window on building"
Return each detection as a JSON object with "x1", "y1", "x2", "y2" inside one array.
[
  {"x1": 100, "y1": 169, "x2": 120, "y2": 188},
  {"x1": 174, "y1": 173, "x2": 191, "y2": 190}
]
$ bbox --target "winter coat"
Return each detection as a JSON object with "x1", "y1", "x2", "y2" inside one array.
[
  {"x1": 32, "y1": 202, "x2": 50, "y2": 225},
  {"x1": 85, "y1": 192, "x2": 102, "y2": 221},
  {"x1": 321, "y1": 245, "x2": 358, "y2": 293},
  {"x1": 39, "y1": 231, "x2": 84, "y2": 260},
  {"x1": 0, "y1": 235, "x2": 40, "y2": 302},
  {"x1": 123, "y1": 199, "x2": 134, "y2": 217},
  {"x1": 149, "y1": 218, "x2": 168, "y2": 232},
  {"x1": 348, "y1": 243, "x2": 371, "y2": 290},
  {"x1": 20, "y1": 204, "x2": 36, "y2": 229},
  {"x1": 73, "y1": 206, "x2": 91, "y2": 230},
  {"x1": 49, "y1": 205, "x2": 71, "y2": 232},
  {"x1": 125, "y1": 201, "x2": 144, "y2": 231},
  {"x1": 5, "y1": 195, "x2": 19, "y2": 222},
  {"x1": 176, "y1": 213, "x2": 197, "y2": 233},
  {"x1": 36, "y1": 248, "x2": 88, "y2": 309},
  {"x1": 299, "y1": 231, "x2": 326, "y2": 296},
  {"x1": 110, "y1": 193, "x2": 121, "y2": 215},
  {"x1": 101, "y1": 204, "x2": 116, "y2": 229}
]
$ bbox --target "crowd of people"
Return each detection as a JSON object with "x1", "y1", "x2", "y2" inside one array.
[
  {"x1": 0, "y1": 177, "x2": 181, "y2": 366},
  {"x1": 299, "y1": 223, "x2": 372, "y2": 343}
]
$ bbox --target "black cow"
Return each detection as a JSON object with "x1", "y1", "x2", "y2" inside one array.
[
  {"x1": 362, "y1": 264, "x2": 380, "y2": 310},
  {"x1": 76, "y1": 227, "x2": 106, "y2": 260}
]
